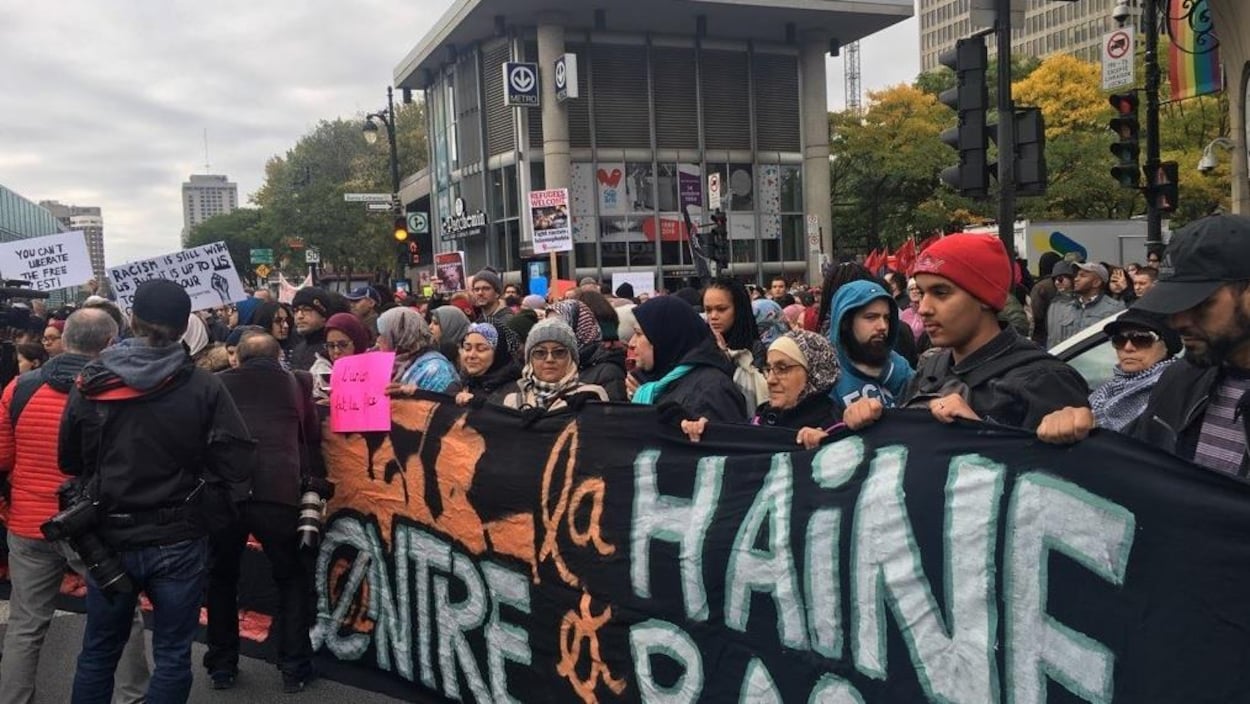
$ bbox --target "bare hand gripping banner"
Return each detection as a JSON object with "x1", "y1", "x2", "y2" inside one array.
[{"x1": 306, "y1": 398, "x2": 1250, "y2": 702}]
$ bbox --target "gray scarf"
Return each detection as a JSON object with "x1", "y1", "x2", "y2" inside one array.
[{"x1": 1089, "y1": 358, "x2": 1176, "y2": 432}]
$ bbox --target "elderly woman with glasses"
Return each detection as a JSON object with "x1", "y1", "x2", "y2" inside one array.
[
  {"x1": 682, "y1": 330, "x2": 842, "y2": 449},
  {"x1": 496, "y1": 318, "x2": 607, "y2": 411},
  {"x1": 1086, "y1": 309, "x2": 1180, "y2": 431}
]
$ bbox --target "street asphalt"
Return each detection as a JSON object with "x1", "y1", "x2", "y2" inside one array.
[{"x1": 0, "y1": 600, "x2": 420, "y2": 703}]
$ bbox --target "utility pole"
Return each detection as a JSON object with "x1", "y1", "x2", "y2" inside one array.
[
  {"x1": 1142, "y1": 0, "x2": 1163, "y2": 257},
  {"x1": 995, "y1": 0, "x2": 1015, "y2": 257}
]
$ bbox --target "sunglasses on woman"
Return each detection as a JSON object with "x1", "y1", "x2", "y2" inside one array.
[
  {"x1": 530, "y1": 347, "x2": 570, "y2": 361},
  {"x1": 1111, "y1": 330, "x2": 1160, "y2": 349}
]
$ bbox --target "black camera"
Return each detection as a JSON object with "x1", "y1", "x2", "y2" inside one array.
[
  {"x1": 296, "y1": 476, "x2": 335, "y2": 552},
  {"x1": 41, "y1": 481, "x2": 133, "y2": 596}
]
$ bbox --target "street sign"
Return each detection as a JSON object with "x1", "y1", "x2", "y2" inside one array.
[
  {"x1": 555, "y1": 53, "x2": 579, "y2": 102},
  {"x1": 344, "y1": 193, "x2": 393, "y2": 203},
  {"x1": 503, "y1": 62, "x2": 540, "y2": 108},
  {"x1": 366, "y1": 202, "x2": 393, "y2": 212},
  {"x1": 805, "y1": 214, "x2": 821, "y2": 254},
  {"x1": 1102, "y1": 29, "x2": 1135, "y2": 90},
  {"x1": 407, "y1": 212, "x2": 430, "y2": 235},
  {"x1": 285, "y1": 236, "x2": 305, "y2": 249},
  {"x1": 304, "y1": 247, "x2": 321, "y2": 264},
  {"x1": 249, "y1": 248, "x2": 273, "y2": 264},
  {"x1": 254, "y1": 263, "x2": 272, "y2": 279},
  {"x1": 708, "y1": 173, "x2": 722, "y2": 211}
]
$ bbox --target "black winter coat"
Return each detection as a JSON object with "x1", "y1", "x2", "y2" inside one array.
[
  {"x1": 218, "y1": 357, "x2": 323, "y2": 506},
  {"x1": 754, "y1": 390, "x2": 840, "y2": 429},
  {"x1": 1127, "y1": 360, "x2": 1250, "y2": 474},
  {"x1": 579, "y1": 344, "x2": 628, "y2": 402},
  {"x1": 902, "y1": 328, "x2": 1089, "y2": 431},
  {"x1": 290, "y1": 328, "x2": 326, "y2": 372},
  {"x1": 59, "y1": 344, "x2": 254, "y2": 548},
  {"x1": 653, "y1": 341, "x2": 747, "y2": 423},
  {"x1": 463, "y1": 359, "x2": 522, "y2": 403}
]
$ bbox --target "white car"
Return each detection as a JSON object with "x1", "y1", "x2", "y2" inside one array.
[{"x1": 1048, "y1": 310, "x2": 1127, "y2": 390}]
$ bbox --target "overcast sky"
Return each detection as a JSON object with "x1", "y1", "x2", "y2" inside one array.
[{"x1": 0, "y1": 1, "x2": 919, "y2": 267}]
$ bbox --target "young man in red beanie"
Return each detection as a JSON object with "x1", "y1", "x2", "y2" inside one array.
[{"x1": 845, "y1": 233, "x2": 1089, "y2": 431}]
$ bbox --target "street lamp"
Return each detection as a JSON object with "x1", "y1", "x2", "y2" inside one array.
[
  {"x1": 1198, "y1": 137, "x2": 1235, "y2": 173},
  {"x1": 362, "y1": 86, "x2": 404, "y2": 281}
]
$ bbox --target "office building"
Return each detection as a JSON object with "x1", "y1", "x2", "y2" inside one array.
[
  {"x1": 920, "y1": 0, "x2": 1142, "y2": 72},
  {"x1": 182, "y1": 174, "x2": 238, "y2": 243},
  {"x1": 39, "y1": 200, "x2": 106, "y2": 287},
  {"x1": 393, "y1": 0, "x2": 911, "y2": 287}
]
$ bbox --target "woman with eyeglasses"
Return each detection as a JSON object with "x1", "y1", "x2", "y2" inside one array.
[
  {"x1": 377, "y1": 307, "x2": 460, "y2": 396},
  {"x1": 252, "y1": 301, "x2": 296, "y2": 368},
  {"x1": 496, "y1": 318, "x2": 607, "y2": 411},
  {"x1": 41, "y1": 320, "x2": 65, "y2": 358},
  {"x1": 453, "y1": 323, "x2": 521, "y2": 406},
  {"x1": 682, "y1": 330, "x2": 842, "y2": 449},
  {"x1": 308, "y1": 313, "x2": 372, "y2": 406},
  {"x1": 1085, "y1": 310, "x2": 1180, "y2": 431}
]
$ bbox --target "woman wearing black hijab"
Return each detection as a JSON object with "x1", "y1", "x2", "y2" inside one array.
[{"x1": 627, "y1": 296, "x2": 746, "y2": 422}]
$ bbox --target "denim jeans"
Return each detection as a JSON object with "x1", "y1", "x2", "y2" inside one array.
[
  {"x1": 71, "y1": 537, "x2": 208, "y2": 704},
  {"x1": 0, "y1": 533, "x2": 149, "y2": 704}
]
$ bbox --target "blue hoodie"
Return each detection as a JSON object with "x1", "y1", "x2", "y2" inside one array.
[{"x1": 827, "y1": 280, "x2": 915, "y2": 410}]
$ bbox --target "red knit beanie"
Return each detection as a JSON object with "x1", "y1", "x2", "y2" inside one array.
[{"x1": 911, "y1": 234, "x2": 1011, "y2": 311}]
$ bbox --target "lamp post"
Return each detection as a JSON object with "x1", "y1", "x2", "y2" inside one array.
[
  {"x1": 363, "y1": 86, "x2": 403, "y2": 282},
  {"x1": 1199, "y1": 137, "x2": 1235, "y2": 173}
]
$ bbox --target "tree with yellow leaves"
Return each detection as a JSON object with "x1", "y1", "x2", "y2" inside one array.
[{"x1": 1012, "y1": 54, "x2": 1105, "y2": 138}]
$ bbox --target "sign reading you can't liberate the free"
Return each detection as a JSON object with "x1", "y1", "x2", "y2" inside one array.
[{"x1": 0, "y1": 231, "x2": 94, "y2": 292}]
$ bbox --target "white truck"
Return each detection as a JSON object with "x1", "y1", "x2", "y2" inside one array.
[{"x1": 963, "y1": 219, "x2": 1161, "y2": 269}]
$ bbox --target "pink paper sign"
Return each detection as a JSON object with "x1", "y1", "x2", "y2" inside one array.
[{"x1": 329, "y1": 352, "x2": 395, "y2": 433}]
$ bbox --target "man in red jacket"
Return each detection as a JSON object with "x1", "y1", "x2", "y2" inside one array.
[{"x1": 0, "y1": 308, "x2": 150, "y2": 704}]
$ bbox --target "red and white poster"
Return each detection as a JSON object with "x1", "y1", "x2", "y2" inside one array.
[{"x1": 528, "y1": 188, "x2": 573, "y2": 254}]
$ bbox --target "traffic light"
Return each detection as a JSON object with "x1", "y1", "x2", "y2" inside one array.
[
  {"x1": 1108, "y1": 92, "x2": 1141, "y2": 188},
  {"x1": 1149, "y1": 161, "x2": 1179, "y2": 213},
  {"x1": 938, "y1": 36, "x2": 990, "y2": 198},
  {"x1": 393, "y1": 216, "x2": 409, "y2": 242},
  {"x1": 1014, "y1": 108, "x2": 1048, "y2": 197},
  {"x1": 709, "y1": 213, "x2": 729, "y2": 269}
]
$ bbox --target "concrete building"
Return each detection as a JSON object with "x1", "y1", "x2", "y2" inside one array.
[
  {"x1": 1211, "y1": 0, "x2": 1249, "y2": 215},
  {"x1": 920, "y1": 0, "x2": 1142, "y2": 72},
  {"x1": 393, "y1": 0, "x2": 911, "y2": 288},
  {"x1": 181, "y1": 174, "x2": 238, "y2": 243},
  {"x1": 39, "y1": 200, "x2": 106, "y2": 286}
]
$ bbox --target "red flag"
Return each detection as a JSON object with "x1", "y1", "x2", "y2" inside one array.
[
  {"x1": 864, "y1": 249, "x2": 881, "y2": 273},
  {"x1": 896, "y1": 238, "x2": 917, "y2": 275}
]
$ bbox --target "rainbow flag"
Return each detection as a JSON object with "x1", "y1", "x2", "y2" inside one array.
[{"x1": 1167, "y1": 0, "x2": 1223, "y2": 100}]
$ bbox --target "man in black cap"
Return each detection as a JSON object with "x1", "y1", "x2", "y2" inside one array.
[
  {"x1": 290, "y1": 286, "x2": 347, "y2": 371},
  {"x1": 1039, "y1": 214, "x2": 1250, "y2": 477},
  {"x1": 59, "y1": 279, "x2": 254, "y2": 703}
]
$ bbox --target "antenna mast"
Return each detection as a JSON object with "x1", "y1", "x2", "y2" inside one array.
[{"x1": 203, "y1": 128, "x2": 211, "y2": 172}]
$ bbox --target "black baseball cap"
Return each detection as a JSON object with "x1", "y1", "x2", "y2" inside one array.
[{"x1": 1134, "y1": 214, "x2": 1250, "y2": 315}]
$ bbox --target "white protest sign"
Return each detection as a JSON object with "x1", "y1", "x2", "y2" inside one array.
[
  {"x1": 529, "y1": 188, "x2": 573, "y2": 254},
  {"x1": 611, "y1": 271, "x2": 655, "y2": 298},
  {"x1": 108, "y1": 241, "x2": 247, "y2": 314},
  {"x1": 0, "y1": 231, "x2": 94, "y2": 292}
]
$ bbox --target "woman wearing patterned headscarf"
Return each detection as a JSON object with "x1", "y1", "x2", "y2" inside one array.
[
  {"x1": 377, "y1": 307, "x2": 460, "y2": 396},
  {"x1": 454, "y1": 322, "x2": 521, "y2": 406},
  {"x1": 496, "y1": 318, "x2": 608, "y2": 411},
  {"x1": 681, "y1": 330, "x2": 842, "y2": 449},
  {"x1": 549, "y1": 299, "x2": 626, "y2": 401}
]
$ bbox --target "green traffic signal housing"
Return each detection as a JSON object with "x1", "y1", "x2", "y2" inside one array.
[
  {"x1": 937, "y1": 36, "x2": 989, "y2": 198},
  {"x1": 1108, "y1": 92, "x2": 1141, "y2": 188}
]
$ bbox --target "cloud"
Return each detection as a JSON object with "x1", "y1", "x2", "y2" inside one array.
[{"x1": 1, "y1": 1, "x2": 917, "y2": 267}]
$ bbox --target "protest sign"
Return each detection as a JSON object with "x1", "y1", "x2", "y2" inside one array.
[
  {"x1": 529, "y1": 189, "x2": 572, "y2": 254},
  {"x1": 611, "y1": 271, "x2": 655, "y2": 299},
  {"x1": 107, "y1": 241, "x2": 246, "y2": 314},
  {"x1": 329, "y1": 352, "x2": 395, "y2": 433},
  {"x1": 295, "y1": 401, "x2": 1250, "y2": 702},
  {"x1": 0, "y1": 231, "x2": 94, "y2": 292},
  {"x1": 434, "y1": 252, "x2": 466, "y2": 293}
]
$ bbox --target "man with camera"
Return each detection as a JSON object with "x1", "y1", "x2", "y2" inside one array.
[
  {"x1": 56, "y1": 279, "x2": 254, "y2": 704},
  {"x1": 0, "y1": 308, "x2": 150, "y2": 704},
  {"x1": 204, "y1": 331, "x2": 329, "y2": 693}
]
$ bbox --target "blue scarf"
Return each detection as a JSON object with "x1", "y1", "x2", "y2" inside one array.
[{"x1": 632, "y1": 364, "x2": 695, "y2": 406}]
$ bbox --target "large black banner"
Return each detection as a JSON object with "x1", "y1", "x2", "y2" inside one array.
[{"x1": 307, "y1": 398, "x2": 1250, "y2": 702}]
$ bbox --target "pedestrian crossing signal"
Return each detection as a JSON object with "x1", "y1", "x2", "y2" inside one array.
[{"x1": 1150, "y1": 161, "x2": 1179, "y2": 214}]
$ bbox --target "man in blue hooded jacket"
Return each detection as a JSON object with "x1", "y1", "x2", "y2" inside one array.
[{"x1": 827, "y1": 280, "x2": 915, "y2": 412}]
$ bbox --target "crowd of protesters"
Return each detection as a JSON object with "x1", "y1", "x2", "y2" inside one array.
[{"x1": 0, "y1": 213, "x2": 1248, "y2": 702}]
